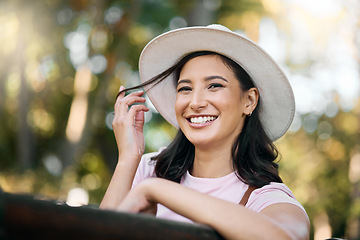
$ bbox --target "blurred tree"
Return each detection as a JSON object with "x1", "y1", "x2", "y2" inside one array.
[
  {"x1": 0, "y1": 0, "x2": 359, "y2": 239},
  {"x1": 279, "y1": 108, "x2": 359, "y2": 238}
]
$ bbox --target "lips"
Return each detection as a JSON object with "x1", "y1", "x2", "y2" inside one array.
[{"x1": 188, "y1": 116, "x2": 218, "y2": 124}]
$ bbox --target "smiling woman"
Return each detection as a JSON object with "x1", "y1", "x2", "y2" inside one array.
[
  {"x1": 100, "y1": 24, "x2": 309, "y2": 240},
  {"x1": 175, "y1": 54, "x2": 255, "y2": 156}
]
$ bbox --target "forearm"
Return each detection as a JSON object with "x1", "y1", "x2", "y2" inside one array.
[
  {"x1": 101, "y1": 86, "x2": 148, "y2": 209},
  {"x1": 100, "y1": 156, "x2": 140, "y2": 210},
  {"x1": 143, "y1": 178, "x2": 300, "y2": 240}
]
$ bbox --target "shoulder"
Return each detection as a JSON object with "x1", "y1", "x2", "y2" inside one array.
[
  {"x1": 140, "y1": 147, "x2": 166, "y2": 166},
  {"x1": 132, "y1": 148, "x2": 166, "y2": 187},
  {"x1": 138, "y1": 148, "x2": 165, "y2": 174},
  {"x1": 247, "y1": 182, "x2": 307, "y2": 214}
]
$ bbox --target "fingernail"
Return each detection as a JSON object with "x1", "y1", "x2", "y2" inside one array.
[{"x1": 119, "y1": 85, "x2": 125, "y2": 91}]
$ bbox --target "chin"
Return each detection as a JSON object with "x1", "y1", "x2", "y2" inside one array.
[{"x1": 187, "y1": 136, "x2": 217, "y2": 148}]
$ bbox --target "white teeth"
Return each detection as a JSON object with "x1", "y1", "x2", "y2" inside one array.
[{"x1": 190, "y1": 116, "x2": 216, "y2": 124}]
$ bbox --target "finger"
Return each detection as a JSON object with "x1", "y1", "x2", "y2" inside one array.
[
  {"x1": 124, "y1": 95, "x2": 147, "y2": 105},
  {"x1": 127, "y1": 105, "x2": 149, "y2": 124},
  {"x1": 127, "y1": 90, "x2": 145, "y2": 97},
  {"x1": 115, "y1": 90, "x2": 145, "y2": 108},
  {"x1": 115, "y1": 95, "x2": 146, "y2": 109},
  {"x1": 116, "y1": 85, "x2": 126, "y2": 100},
  {"x1": 135, "y1": 110, "x2": 145, "y2": 122},
  {"x1": 113, "y1": 105, "x2": 149, "y2": 128},
  {"x1": 114, "y1": 96, "x2": 147, "y2": 115},
  {"x1": 134, "y1": 110, "x2": 145, "y2": 130},
  {"x1": 112, "y1": 105, "x2": 148, "y2": 132},
  {"x1": 128, "y1": 105, "x2": 149, "y2": 116},
  {"x1": 121, "y1": 89, "x2": 145, "y2": 99},
  {"x1": 115, "y1": 86, "x2": 144, "y2": 101}
]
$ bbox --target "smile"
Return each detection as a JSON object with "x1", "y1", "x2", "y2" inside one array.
[{"x1": 189, "y1": 116, "x2": 217, "y2": 124}]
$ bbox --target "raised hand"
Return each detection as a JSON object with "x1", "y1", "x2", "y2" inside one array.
[
  {"x1": 112, "y1": 86, "x2": 149, "y2": 164},
  {"x1": 100, "y1": 86, "x2": 149, "y2": 210}
]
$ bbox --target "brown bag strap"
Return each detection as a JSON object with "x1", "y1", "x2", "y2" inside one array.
[{"x1": 239, "y1": 185, "x2": 257, "y2": 206}]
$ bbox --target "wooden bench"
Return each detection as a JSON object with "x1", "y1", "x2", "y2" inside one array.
[{"x1": 0, "y1": 190, "x2": 223, "y2": 240}]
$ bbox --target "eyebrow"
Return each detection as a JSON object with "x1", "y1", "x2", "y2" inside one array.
[
  {"x1": 177, "y1": 75, "x2": 228, "y2": 86},
  {"x1": 205, "y1": 75, "x2": 228, "y2": 82},
  {"x1": 177, "y1": 79, "x2": 191, "y2": 86}
]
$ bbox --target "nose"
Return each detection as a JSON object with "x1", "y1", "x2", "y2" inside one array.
[{"x1": 189, "y1": 89, "x2": 208, "y2": 110}]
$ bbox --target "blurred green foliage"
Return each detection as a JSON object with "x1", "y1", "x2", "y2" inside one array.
[{"x1": 0, "y1": 0, "x2": 359, "y2": 239}]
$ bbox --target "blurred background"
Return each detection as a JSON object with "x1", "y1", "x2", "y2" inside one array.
[{"x1": 0, "y1": 0, "x2": 359, "y2": 239}]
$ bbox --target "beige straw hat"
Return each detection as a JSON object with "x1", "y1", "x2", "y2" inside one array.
[{"x1": 139, "y1": 24, "x2": 295, "y2": 141}]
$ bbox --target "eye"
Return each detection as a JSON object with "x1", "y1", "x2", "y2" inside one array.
[
  {"x1": 208, "y1": 83, "x2": 224, "y2": 89},
  {"x1": 177, "y1": 86, "x2": 192, "y2": 92}
]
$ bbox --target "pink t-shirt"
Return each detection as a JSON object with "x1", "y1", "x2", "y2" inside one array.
[{"x1": 132, "y1": 150, "x2": 307, "y2": 224}]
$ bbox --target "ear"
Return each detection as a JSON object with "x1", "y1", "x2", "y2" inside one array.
[{"x1": 243, "y1": 88, "x2": 259, "y2": 116}]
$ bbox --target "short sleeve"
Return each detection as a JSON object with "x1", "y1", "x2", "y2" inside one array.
[
  {"x1": 132, "y1": 149, "x2": 164, "y2": 188},
  {"x1": 246, "y1": 182, "x2": 307, "y2": 214}
]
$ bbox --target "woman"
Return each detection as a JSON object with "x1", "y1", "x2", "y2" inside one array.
[{"x1": 100, "y1": 25, "x2": 310, "y2": 239}]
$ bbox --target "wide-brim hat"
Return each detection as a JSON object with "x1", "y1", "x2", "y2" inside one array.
[{"x1": 139, "y1": 24, "x2": 295, "y2": 141}]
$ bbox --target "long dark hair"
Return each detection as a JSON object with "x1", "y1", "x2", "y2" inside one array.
[{"x1": 119, "y1": 51, "x2": 282, "y2": 187}]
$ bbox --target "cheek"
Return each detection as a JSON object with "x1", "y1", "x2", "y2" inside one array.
[
  {"x1": 175, "y1": 96, "x2": 185, "y2": 116},
  {"x1": 217, "y1": 97, "x2": 243, "y2": 116},
  {"x1": 211, "y1": 96, "x2": 233, "y2": 110}
]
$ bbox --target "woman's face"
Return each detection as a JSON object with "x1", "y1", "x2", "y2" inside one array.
[{"x1": 175, "y1": 55, "x2": 252, "y2": 149}]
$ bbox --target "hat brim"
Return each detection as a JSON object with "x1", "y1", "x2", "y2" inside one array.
[{"x1": 139, "y1": 25, "x2": 295, "y2": 141}]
